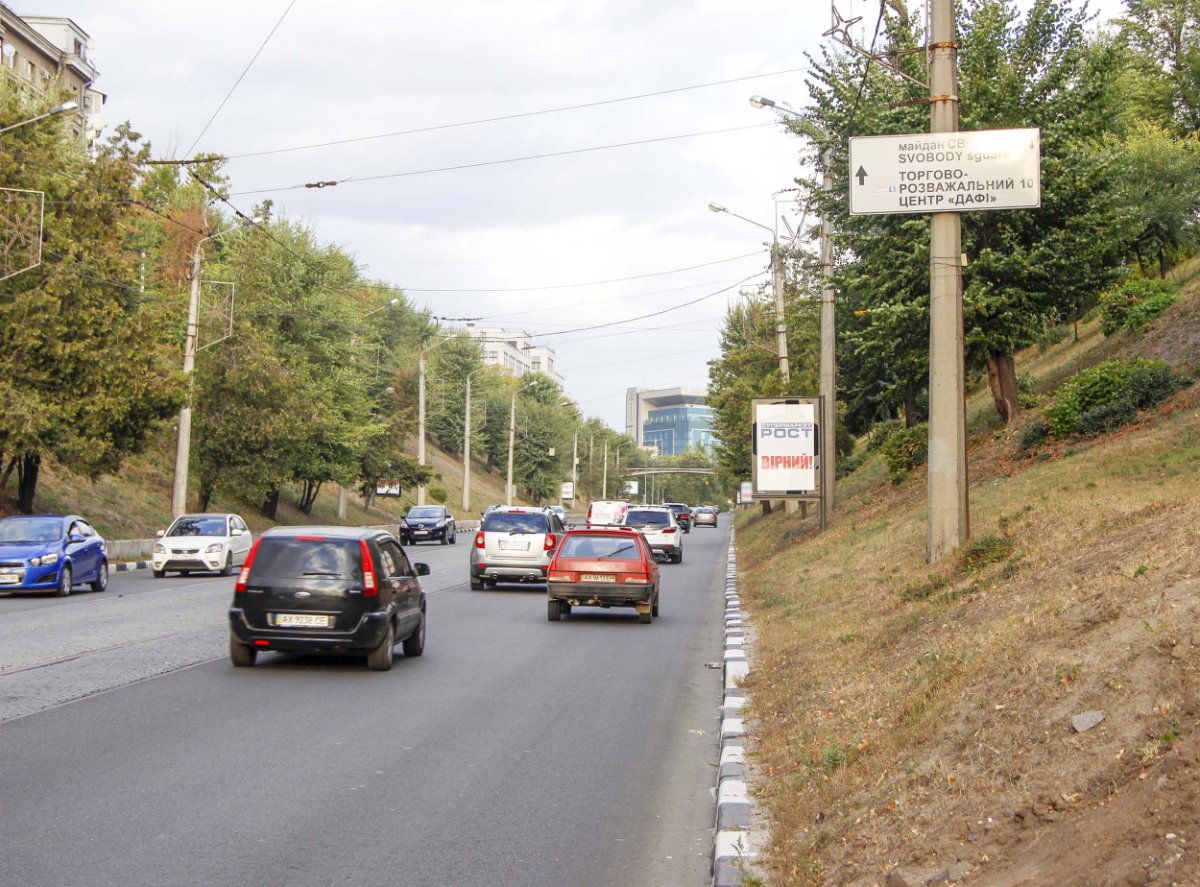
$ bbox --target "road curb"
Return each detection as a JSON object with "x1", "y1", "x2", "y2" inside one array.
[
  {"x1": 112, "y1": 561, "x2": 150, "y2": 572},
  {"x1": 713, "y1": 529, "x2": 759, "y2": 887}
]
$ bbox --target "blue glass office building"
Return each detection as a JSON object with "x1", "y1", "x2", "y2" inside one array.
[{"x1": 642, "y1": 405, "x2": 715, "y2": 457}]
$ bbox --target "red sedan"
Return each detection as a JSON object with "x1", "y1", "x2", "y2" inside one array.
[{"x1": 545, "y1": 527, "x2": 660, "y2": 623}]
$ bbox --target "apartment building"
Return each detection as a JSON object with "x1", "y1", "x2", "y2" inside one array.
[
  {"x1": 463, "y1": 324, "x2": 565, "y2": 386},
  {"x1": 0, "y1": 5, "x2": 103, "y2": 143}
]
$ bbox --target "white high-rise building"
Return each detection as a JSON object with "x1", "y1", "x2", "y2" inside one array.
[{"x1": 464, "y1": 325, "x2": 564, "y2": 386}]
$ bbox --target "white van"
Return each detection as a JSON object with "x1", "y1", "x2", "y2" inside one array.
[{"x1": 586, "y1": 500, "x2": 629, "y2": 528}]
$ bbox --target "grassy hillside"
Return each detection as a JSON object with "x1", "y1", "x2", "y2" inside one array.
[
  {"x1": 735, "y1": 259, "x2": 1200, "y2": 885},
  {"x1": 3, "y1": 429, "x2": 523, "y2": 540}
]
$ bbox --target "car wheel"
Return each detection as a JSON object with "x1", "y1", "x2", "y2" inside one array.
[
  {"x1": 91, "y1": 560, "x2": 109, "y2": 592},
  {"x1": 367, "y1": 621, "x2": 396, "y2": 671},
  {"x1": 652, "y1": 590, "x2": 659, "y2": 617},
  {"x1": 561, "y1": 602, "x2": 572, "y2": 616},
  {"x1": 547, "y1": 600, "x2": 562, "y2": 622},
  {"x1": 219, "y1": 553, "x2": 233, "y2": 577},
  {"x1": 470, "y1": 574, "x2": 484, "y2": 590},
  {"x1": 230, "y1": 636, "x2": 257, "y2": 667},
  {"x1": 671, "y1": 550, "x2": 683, "y2": 564},
  {"x1": 56, "y1": 563, "x2": 73, "y2": 597},
  {"x1": 449, "y1": 528, "x2": 457, "y2": 545},
  {"x1": 153, "y1": 569, "x2": 166, "y2": 578},
  {"x1": 440, "y1": 531, "x2": 449, "y2": 545},
  {"x1": 638, "y1": 609, "x2": 652, "y2": 624},
  {"x1": 402, "y1": 610, "x2": 426, "y2": 657},
  {"x1": 179, "y1": 570, "x2": 191, "y2": 577}
]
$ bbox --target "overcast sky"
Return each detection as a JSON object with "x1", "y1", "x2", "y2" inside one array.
[{"x1": 43, "y1": 0, "x2": 1125, "y2": 432}]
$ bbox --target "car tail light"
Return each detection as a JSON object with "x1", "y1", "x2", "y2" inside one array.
[
  {"x1": 548, "y1": 571, "x2": 572, "y2": 582},
  {"x1": 359, "y1": 540, "x2": 378, "y2": 596},
  {"x1": 474, "y1": 531, "x2": 486, "y2": 548},
  {"x1": 234, "y1": 538, "x2": 263, "y2": 593},
  {"x1": 622, "y1": 573, "x2": 649, "y2": 583},
  {"x1": 543, "y1": 533, "x2": 557, "y2": 551},
  {"x1": 663, "y1": 527, "x2": 677, "y2": 534}
]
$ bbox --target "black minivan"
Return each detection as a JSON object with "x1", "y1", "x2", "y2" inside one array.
[{"x1": 229, "y1": 526, "x2": 428, "y2": 671}]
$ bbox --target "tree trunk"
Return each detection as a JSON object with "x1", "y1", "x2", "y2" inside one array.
[
  {"x1": 262, "y1": 488, "x2": 280, "y2": 520},
  {"x1": 0, "y1": 456, "x2": 15, "y2": 496},
  {"x1": 985, "y1": 353, "x2": 1021, "y2": 424},
  {"x1": 298, "y1": 480, "x2": 321, "y2": 514},
  {"x1": 903, "y1": 383, "x2": 919, "y2": 428},
  {"x1": 17, "y1": 453, "x2": 40, "y2": 514}
]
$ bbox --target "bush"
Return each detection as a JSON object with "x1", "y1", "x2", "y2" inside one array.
[
  {"x1": 1019, "y1": 418, "x2": 1049, "y2": 450},
  {"x1": 427, "y1": 485, "x2": 448, "y2": 504},
  {"x1": 866, "y1": 419, "x2": 903, "y2": 452},
  {"x1": 1043, "y1": 359, "x2": 1182, "y2": 437},
  {"x1": 878, "y1": 424, "x2": 928, "y2": 484},
  {"x1": 1100, "y1": 278, "x2": 1179, "y2": 336}
]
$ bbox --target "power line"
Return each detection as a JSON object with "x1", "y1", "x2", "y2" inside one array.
[
  {"x1": 226, "y1": 123, "x2": 777, "y2": 196},
  {"x1": 150, "y1": 65, "x2": 810, "y2": 165},
  {"x1": 472, "y1": 276, "x2": 753, "y2": 322},
  {"x1": 182, "y1": 0, "x2": 298, "y2": 159},
  {"x1": 408, "y1": 251, "x2": 765, "y2": 294}
]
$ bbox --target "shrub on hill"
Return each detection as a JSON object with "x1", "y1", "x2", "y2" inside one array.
[
  {"x1": 1100, "y1": 278, "x2": 1179, "y2": 336},
  {"x1": 1043, "y1": 358, "x2": 1183, "y2": 437},
  {"x1": 877, "y1": 424, "x2": 929, "y2": 484}
]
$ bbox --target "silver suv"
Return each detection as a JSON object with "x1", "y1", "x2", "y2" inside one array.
[
  {"x1": 470, "y1": 507, "x2": 565, "y2": 589},
  {"x1": 619, "y1": 505, "x2": 684, "y2": 564}
]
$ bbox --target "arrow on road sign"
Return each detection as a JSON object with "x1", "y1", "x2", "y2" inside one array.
[{"x1": 855, "y1": 166, "x2": 867, "y2": 185}]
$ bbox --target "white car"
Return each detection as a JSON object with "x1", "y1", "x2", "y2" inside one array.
[
  {"x1": 618, "y1": 505, "x2": 684, "y2": 564},
  {"x1": 153, "y1": 513, "x2": 253, "y2": 578}
]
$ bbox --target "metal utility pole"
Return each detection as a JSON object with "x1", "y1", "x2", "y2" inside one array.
[
  {"x1": 417, "y1": 352, "x2": 427, "y2": 506},
  {"x1": 462, "y1": 375, "x2": 473, "y2": 512},
  {"x1": 819, "y1": 153, "x2": 837, "y2": 509},
  {"x1": 927, "y1": 0, "x2": 968, "y2": 561},
  {"x1": 171, "y1": 244, "x2": 203, "y2": 517},
  {"x1": 505, "y1": 389, "x2": 516, "y2": 505}
]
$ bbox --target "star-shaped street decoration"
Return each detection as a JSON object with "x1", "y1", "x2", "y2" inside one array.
[{"x1": 822, "y1": 3, "x2": 863, "y2": 46}]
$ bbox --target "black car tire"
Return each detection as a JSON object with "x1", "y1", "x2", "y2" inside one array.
[
  {"x1": 230, "y1": 636, "x2": 257, "y2": 667},
  {"x1": 56, "y1": 563, "x2": 72, "y2": 597},
  {"x1": 449, "y1": 528, "x2": 456, "y2": 545},
  {"x1": 402, "y1": 610, "x2": 426, "y2": 657},
  {"x1": 153, "y1": 569, "x2": 166, "y2": 578},
  {"x1": 179, "y1": 571, "x2": 191, "y2": 577},
  {"x1": 367, "y1": 621, "x2": 395, "y2": 671},
  {"x1": 652, "y1": 590, "x2": 659, "y2": 617},
  {"x1": 561, "y1": 602, "x2": 572, "y2": 615},
  {"x1": 470, "y1": 574, "x2": 484, "y2": 590},
  {"x1": 440, "y1": 531, "x2": 449, "y2": 545},
  {"x1": 671, "y1": 550, "x2": 683, "y2": 564},
  {"x1": 547, "y1": 600, "x2": 562, "y2": 622},
  {"x1": 219, "y1": 553, "x2": 233, "y2": 577},
  {"x1": 638, "y1": 609, "x2": 652, "y2": 624},
  {"x1": 91, "y1": 560, "x2": 109, "y2": 592}
]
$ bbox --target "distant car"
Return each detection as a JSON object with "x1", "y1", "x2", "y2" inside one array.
[
  {"x1": 546, "y1": 526, "x2": 660, "y2": 623},
  {"x1": 470, "y1": 506, "x2": 565, "y2": 589},
  {"x1": 153, "y1": 513, "x2": 253, "y2": 578},
  {"x1": 664, "y1": 502, "x2": 692, "y2": 533},
  {"x1": 228, "y1": 526, "x2": 428, "y2": 671},
  {"x1": 619, "y1": 505, "x2": 684, "y2": 564},
  {"x1": 399, "y1": 505, "x2": 456, "y2": 545},
  {"x1": 543, "y1": 504, "x2": 567, "y2": 524},
  {"x1": 0, "y1": 514, "x2": 108, "y2": 596},
  {"x1": 692, "y1": 506, "x2": 718, "y2": 528},
  {"x1": 586, "y1": 499, "x2": 629, "y2": 528}
]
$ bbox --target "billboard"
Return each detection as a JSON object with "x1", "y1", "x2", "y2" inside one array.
[
  {"x1": 751, "y1": 398, "x2": 821, "y2": 497},
  {"x1": 375, "y1": 481, "x2": 402, "y2": 497},
  {"x1": 561, "y1": 481, "x2": 575, "y2": 501}
]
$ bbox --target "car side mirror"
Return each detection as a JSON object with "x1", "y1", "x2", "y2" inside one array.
[
  {"x1": 68, "y1": 533, "x2": 86, "y2": 544},
  {"x1": 231, "y1": 527, "x2": 244, "y2": 536},
  {"x1": 414, "y1": 563, "x2": 431, "y2": 576},
  {"x1": 155, "y1": 529, "x2": 165, "y2": 538}
]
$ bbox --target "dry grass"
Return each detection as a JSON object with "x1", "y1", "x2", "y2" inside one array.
[{"x1": 736, "y1": 281, "x2": 1200, "y2": 884}]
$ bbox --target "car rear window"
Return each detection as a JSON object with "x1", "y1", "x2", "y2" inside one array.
[
  {"x1": 249, "y1": 537, "x2": 362, "y2": 580},
  {"x1": 560, "y1": 534, "x2": 641, "y2": 560},
  {"x1": 482, "y1": 512, "x2": 549, "y2": 534},
  {"x1": 624, "y1": 510, "x2": 670, "y2": 527}
]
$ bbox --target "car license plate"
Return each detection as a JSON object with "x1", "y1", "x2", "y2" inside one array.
[
  {"x1": 0, "y1": 573, "x2": 20, "y2": 584},
  {"x1": 581, "y1": 574, "x2": 615, "y2": 583},
  {"x1": 499, "y1": 540, "x2": 529, "y2": 551},
  {"x1": 273, "y1": 613, "x2": 331, "y2": 628}
]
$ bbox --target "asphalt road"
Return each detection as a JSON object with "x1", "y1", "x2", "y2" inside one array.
[{"x1": 0, "y1": 517, "x2": 731, "y2": 887}]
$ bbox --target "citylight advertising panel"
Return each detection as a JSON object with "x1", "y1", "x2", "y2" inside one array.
[{"x1": 751, "y1": 398, "x2": 821, "y2": 497}]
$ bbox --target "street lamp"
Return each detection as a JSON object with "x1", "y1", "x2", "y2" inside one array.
[
  {"x1": 461, "y1": 366, "x2": 489, "y2": 512},
  {"x1": 708, "y1": 202, "x2": 789, "y2": 384},
  {"x1": 171, "y1": 216, "x2": 261, "y2": 517},
  {"x1": 602, "y1": 440, "x2": 633, "y2": 499},
  {"x1": 751, "y1": 94, "x2": 838, "y2": 510},
  {"x1": 0, "y1": 100, "x2": 79, "y2": 137}
]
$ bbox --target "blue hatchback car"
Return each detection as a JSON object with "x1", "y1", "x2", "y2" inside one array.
[{"x1": 0, "y1": 514, "x2": 109, "y2": 596}]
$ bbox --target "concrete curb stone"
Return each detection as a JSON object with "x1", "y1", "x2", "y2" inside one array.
[{"x1": 712, "y1": 528, "x2": 761, "y2": 887}]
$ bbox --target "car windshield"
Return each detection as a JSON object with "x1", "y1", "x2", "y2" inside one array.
[
  {"x1": 166, "y1": 516, "x2": 228, "y2": 537},
  {"x1": 624, "y1": 510, "x2": 670, "y2": 528},
  {"x1": 249, "y1": 538, "x2": 361, "y2": 580},
  {"x1": 482, "y1": 512, "x2": 548, "y2": 534},
  {"x1": 560, "y1": 535, "x2": 640, "y2": 560},
  {"x1": 406, "y1": 507, "x2": 444, "y2": 519},
  {"x1": 0, "y1": 518, "x2": 61, "y2": 543}
]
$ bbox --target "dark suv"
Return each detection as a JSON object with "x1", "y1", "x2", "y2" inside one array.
[
  {"x1": 665, "y1": 503, "x2": 692, "y2": 533},
  {"x1": 399, "y1": 505, "x2": 456, "y2": 545},
  {"x1": 229, "y1": 526, "x2": 428, "y2": 671}
]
